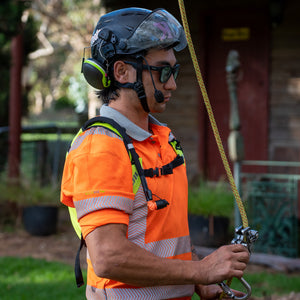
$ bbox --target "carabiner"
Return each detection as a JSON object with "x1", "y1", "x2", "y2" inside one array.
[
  {"x1": 218, "y1": 226, "x2": 258, "y2": 299},
  {"x1": 219, "y1": 277, "x2": 251, "y2": 300}
]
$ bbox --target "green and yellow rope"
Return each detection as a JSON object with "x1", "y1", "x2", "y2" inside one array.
[
  {"x1": 177, "y1": 0, "x2": 248, "y2": 229},
  {"x1": 177, "y1": 1, "x2": 249, "y2": 298}
]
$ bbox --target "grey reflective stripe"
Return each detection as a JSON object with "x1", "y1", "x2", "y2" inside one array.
[
  {"x1": 69, "y1": 127, "x2": 122, "y2": 153},
  {"x1": 144, "y1": 236, "x2": 191, "y2": 258},
  {"x1": 128, "y1": 186, "x2": 191, "y2": 257},
  {"x1": 75, "y1": 195, "x2": 133, "y2": 219},
  {"x1": 168, "y1": 132, "x2": 175, "y2": 142},
  {"x1": 86, "y1": 284, "x2": 194, "y2": 300},
  {"x1": 86, "y1": 285, "x2": 107, "y2": 299}
]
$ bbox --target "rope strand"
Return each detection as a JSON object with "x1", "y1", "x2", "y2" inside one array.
[
  {"x1": 177, "y1": 0, "x2": 248, "y2": 229},
  {"x1": 177, "y1": 2, "x2": 249, "y2": 297}
]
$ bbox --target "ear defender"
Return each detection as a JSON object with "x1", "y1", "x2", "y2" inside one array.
[{"x1": 82, "y1": 58, "x2": 111, "y2": 90}]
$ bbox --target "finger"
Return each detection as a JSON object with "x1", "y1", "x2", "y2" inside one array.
[
  {"x1": 231, "y1": 244, "x2": 249, "y2": 253},
  {"x1": 237, "y1": 255, "x2": 250, "y2": 264}
]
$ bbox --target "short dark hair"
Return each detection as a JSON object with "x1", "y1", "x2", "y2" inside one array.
[{"x1": 96, "y1": 57, "x2": 120, "y2": 104}]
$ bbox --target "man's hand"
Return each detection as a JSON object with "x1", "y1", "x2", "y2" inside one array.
[
  {"x1": 195, "y1": 283, "x2": 246, "y2": 300},
  {"x1": 197, "y1": 244, "x2": 250, "y2": 285}
]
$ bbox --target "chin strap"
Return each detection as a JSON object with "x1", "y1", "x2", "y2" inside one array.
[{"x1": 116, "y1": 57, "x2": 150, "y2": 113}]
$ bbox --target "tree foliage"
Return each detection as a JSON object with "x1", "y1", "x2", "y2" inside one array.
[
  {"x1": 0, "y1": 0, "x2": 39, "y2": 126},
  {"x1": 25, "y1": 0, "x2": 104, "y2": 123},
  {"x1": 0, "y1": 0, "x2": 105, "y2": 127}
]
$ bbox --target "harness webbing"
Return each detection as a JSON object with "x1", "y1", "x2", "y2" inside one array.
[
  {"x1": 144, "y1": 155, "x2": 184, "y2": 177},
  {"x1": 85, "y1": 116, "x2": 172, "y2": 210},
  {"x1": 75, "y1": 235, "x2": 85, "y2": 287}
]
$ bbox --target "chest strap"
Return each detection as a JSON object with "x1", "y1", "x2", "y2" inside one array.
[
  {"x1": 143, "y1": 155, "x2": 184, "y2": 177},
  {"x1": 84, "y1": 116, "x2": 170, "y2": 211}
]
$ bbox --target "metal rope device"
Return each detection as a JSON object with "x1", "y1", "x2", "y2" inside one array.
[{"x1": 177, "y1": 1, "x2": 258, "y2": 299}]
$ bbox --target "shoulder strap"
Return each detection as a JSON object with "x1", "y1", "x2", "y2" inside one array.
[
  {"x1": 82, "y1": 116, "x2": 169, "y2": 210},
  {"x1": 75, "y1": 234, "x2": 85, "y2": 287}
]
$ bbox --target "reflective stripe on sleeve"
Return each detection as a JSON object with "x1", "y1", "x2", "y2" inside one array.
[
  {"x1": 69, "y1": 127, "x2": 122, "y2": 153},
  {"x1": 74, "y1": 195, "x2": 134, "y2": 219}
]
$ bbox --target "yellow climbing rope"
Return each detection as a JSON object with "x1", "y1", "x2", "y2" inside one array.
[
  {"x1": 177, "y1": 0, "x2": 248, "y2": 229},
  {"x1": 177, "y1": 1, "x2": 249, "y2": 298}
]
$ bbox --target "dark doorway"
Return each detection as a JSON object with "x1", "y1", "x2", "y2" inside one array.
[{"x1": 199, "y1": 10, "x2": 270, "y2": 180}]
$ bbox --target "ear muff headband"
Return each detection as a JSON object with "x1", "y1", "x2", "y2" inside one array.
[{"x1": 82, "y1": 58, "x2": 111, "y2": 90}]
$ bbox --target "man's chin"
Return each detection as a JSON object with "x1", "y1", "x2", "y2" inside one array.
[{"x1": 151, "y1": 102, "x2": 167, "y2": 113}]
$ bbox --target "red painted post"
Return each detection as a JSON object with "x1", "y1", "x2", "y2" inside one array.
[{"x1": 8, "y1": 33, "x2": 23, "y2": 180}]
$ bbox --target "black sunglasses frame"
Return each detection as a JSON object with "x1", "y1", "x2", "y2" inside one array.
[{"x1": 124, "y1": 61, "x2": 180, "y2": 83}]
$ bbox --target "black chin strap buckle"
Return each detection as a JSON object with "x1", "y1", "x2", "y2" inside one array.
[{"x1": 133, "y1": 81, "x2": 146, "y2": 101}]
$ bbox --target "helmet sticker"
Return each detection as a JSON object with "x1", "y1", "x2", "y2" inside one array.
[
  {"x1": 91, "y1": 29, "x2": 100, "y2": 46},
  {"x1": 125, "y1": 9, "x2": 187, "y2": 53},
  {"x1": 154, "y1": 21, "x2": 174, "y2": 41}
]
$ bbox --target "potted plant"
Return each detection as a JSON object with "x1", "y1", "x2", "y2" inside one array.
[
  {"x1": 0, "y1": 178, "x2": 60, "y2": 236},
  {"x1": 21, "y1": 182, "x2": 60, "y2": 236},
  {"x1": 188, "y1": 180, "x2": 234, "y2": 247}
]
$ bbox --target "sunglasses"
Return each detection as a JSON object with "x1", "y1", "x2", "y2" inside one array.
[{"x1": 124, "y1": 61, "x2": 180, "y2": 83}]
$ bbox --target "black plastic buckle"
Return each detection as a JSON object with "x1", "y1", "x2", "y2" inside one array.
[
  {"x1": 161, "y1": 163, "x2": 173, "y2": 175},
  {"x1": 152, "y1": 168, "x2": 160, "y2": 177},
  {"x1": 144, "y1": 168, "x2": 160, "y2": 178}
]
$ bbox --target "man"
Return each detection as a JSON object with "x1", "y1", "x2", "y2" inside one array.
[{"x1": 61, "y1": 7, "x2": 249, "y2": 300}]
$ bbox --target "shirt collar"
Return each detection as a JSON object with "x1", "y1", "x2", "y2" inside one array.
[{"x1": 100, "y1": 104, "x2": 166, "y2": 141}]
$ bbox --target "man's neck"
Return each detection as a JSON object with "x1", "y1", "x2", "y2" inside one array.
[{"x1": 108, "y1": 96, "x2": 150, "y2": 132}]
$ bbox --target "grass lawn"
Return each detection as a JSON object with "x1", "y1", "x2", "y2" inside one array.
[
  {"x1": 0, "y1": 257, "x2": 87, "y2": 300},
  {"x1": 1, "y1": 256, "x2": 299, "y2": 299},
  {"x1": 192, "y1": 272, "x2": 300, "y2": 299}
]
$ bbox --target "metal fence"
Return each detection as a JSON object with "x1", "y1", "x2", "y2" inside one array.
[
  {"x1": 240, "y1": 160, "x2": 300, "y2": 258},
  {"x1": 0, "y1": 124, "x2": 78, "y2": 185}
]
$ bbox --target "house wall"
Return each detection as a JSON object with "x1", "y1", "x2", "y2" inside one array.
[
  {"x1": 269, "y1": 0, "x2": 300, "y2": 164},
  {"x1": 101, "y1": 0, "x2": 300, "y2": 181}
]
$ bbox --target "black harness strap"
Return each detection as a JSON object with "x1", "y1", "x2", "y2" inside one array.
[
  {"x1": 75, "y1": 235, "x2": 85, "y2": 287},
  {"x1": 98, "y1": 117, "x2": 155, "y2": 203},
  {"x1": 143, "y1": 155, "x2": 184, "y2": 178}
]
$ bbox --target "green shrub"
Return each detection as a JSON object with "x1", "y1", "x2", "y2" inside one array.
[
  {"x1": 0, "y1": 178, "x2": 60, "y2": 207},
  {"x1": 188, "y1": 180, "x2": 234, "y2": 218}
]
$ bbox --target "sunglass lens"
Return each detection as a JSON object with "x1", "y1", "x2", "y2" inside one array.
[
  {"x1": 173, "y1": 65, "x2": 180, "y2": 80},
  {"x1": 160, "y1": 65, "x2": 180, "y2": 83},
  {"x1": 160, "y1": 67, "x2": 172, "y2": 83}
]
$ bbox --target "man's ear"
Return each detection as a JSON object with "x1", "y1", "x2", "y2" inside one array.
[{"x1": 114, "y1": 61, "x2": 135, "y2": 83}]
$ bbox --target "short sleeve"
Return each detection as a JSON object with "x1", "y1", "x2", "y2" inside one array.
[{"x1": 60, "y1": 127, "x2": 135, "y2": 234}]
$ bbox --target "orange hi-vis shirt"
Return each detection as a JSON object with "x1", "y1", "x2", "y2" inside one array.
[{"x1": 61, "y1": 105, "x2": 194, "y2": 300}]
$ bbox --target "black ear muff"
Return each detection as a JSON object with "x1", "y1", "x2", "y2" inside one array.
[{"x1": 82, "y1": 58, "x2": 111, "y2": 90}]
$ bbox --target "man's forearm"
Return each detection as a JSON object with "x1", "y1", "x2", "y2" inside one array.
[
  {"x1": 85, "y1": 223, "x2": 249, "y2": 287},
  {"x1": 86, "y1": 224, "x2": 199, "y2": 286}
]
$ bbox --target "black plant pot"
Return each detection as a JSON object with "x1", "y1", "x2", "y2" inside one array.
[
  {"x1": 22, "y1": 205, "x2": 58, "y2": 236},
  {"x1": 188, "y1": 214, "x2": 230, "y2": 247}
]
